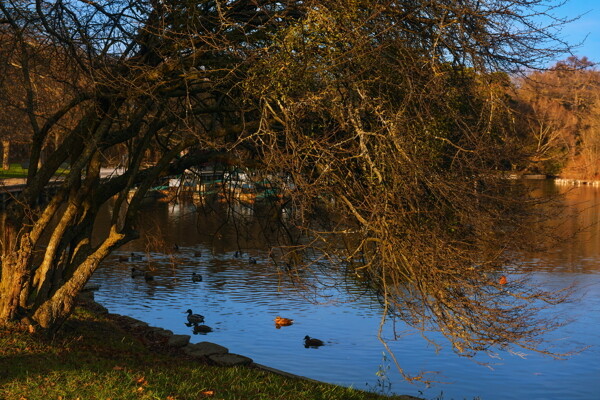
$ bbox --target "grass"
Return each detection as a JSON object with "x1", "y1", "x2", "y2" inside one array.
[
  {"x1": 0, "y1": 163, "x2": 70, "y2": 180},
  {"x1": 0, "y1": 163, "x2": 29, "y2": 179},
  {"x1": 0, "y1": 302, "x2": 418, "y2": 400}
]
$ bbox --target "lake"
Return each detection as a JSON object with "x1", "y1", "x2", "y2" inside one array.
[{"x1": 88, "y1": 181, "x2": 600, "y2": 400}]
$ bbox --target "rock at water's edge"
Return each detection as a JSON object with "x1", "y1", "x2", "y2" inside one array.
[
  {"x1": 168, "y1": 334, "x2": 191, "y2": 348},
  {"x1": 208, "y1": 353, "x2": 253, "y2": 367},
  {"x1": 149, "y1": 327, "x2": 174, "y2": 338},
  {"x1": 183, "y1": 341, "x2": 229, "y2": 358}
]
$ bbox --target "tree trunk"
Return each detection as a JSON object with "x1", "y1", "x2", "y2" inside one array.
[
  {"x1": 0, "y1": 258, "x2": 28, "y2": 321},
  {"x1": 0, "y1": 224, "x2": 33, "y2": 322},
  {"x1": 2, "y1": 140, "x2": 9, "y2": 170}
]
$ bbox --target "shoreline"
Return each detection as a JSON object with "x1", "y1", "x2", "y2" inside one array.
[
  {"x1": 3, "y1": 292, "x2": 422, "y2": 400},
  {"x1": 78, "y1": 288, "x2": 423, "y2": 400}
]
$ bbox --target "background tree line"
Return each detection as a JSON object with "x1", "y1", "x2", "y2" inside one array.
[
  {"x1": 0, "y1": 31, "x2": 80, "y2": 171},
  {"x1": 514, "y1": 56, "x2": 600, "y2": 178}
]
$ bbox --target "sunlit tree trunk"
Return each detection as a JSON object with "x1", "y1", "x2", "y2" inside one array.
[{"x1": 1, "y1": 140, "x2": 9, "y2": 170}]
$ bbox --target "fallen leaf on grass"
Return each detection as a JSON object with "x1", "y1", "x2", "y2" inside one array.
[
  {"x1": 200, "y1": 390, "x2": 215, "y2": 397},
  {"x1": 112, "y1": 365, "x2": 124, "y2": 371}
]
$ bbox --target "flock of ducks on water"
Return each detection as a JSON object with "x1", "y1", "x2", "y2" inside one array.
[{"x1": 120, "y1": 248, "x2": 325, "y2": 347}]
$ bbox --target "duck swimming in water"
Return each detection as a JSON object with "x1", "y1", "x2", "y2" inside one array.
[
  {"x1": 193, "y1": 324, "x2": 213, "y2": 334},
  {"x1": 304, "y1": 335, "x2": 324, "y2": 347},
  {"x1": 130, "y1": 252, "x2": 143, "y2": 261},
  {"x1": 192, "y1": 272, "x2": 203, "y2": 282},
  {"x1": 131, "y1": 268, "x2": 145, "y2": 278},
  {"x1": 185, "y1": 309, "x2": 205, "y2": 324},
  {"x1": 274, "y1": 316, "x2": 294, "y2": 326}
]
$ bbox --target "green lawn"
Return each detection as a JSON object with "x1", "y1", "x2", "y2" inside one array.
[
  {"x1": 0, "y1": 163, "x2": 70, "y2": 179},
  {"x1": 0, "y1": 163, "x2": 29, "y2": 179},
  {"x1": 0, "y1": 301, "x2": 420, "y2": 400}
]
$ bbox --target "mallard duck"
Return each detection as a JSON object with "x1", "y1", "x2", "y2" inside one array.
[
  {"x1": 131, "y1": 267, "x2": 145, "y2": 278},
  {"x1": 185, "y1": 309, "x2": 205, "y2": 324},
  {"x1": 248, "y1": 257, "x2": 257, "y2": 265},
  {"x1": 193, "y1": 324, "x2": 212, "y2": 334},
  {"x1": 234, "y1": 250, "x2": 242, "y2": 258},
  {"x1": 130, "y1": 252, "x2": 143, "y2": 261},
  {"x1": 274, "y1": 316, "x2": 294, "y2": 326},
  {"x1": 173, "y1": 243, "x2": 180, "y2": 251},
  {"x1": 192, "y1": 272, "x2": 203, "y2": 282},
  {"x1": 304, "y1": 335, "x2": 324, "y2": 347}
]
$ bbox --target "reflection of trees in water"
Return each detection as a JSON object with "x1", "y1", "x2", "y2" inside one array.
[
  {"x1": 521, "y1": 182, "x2": 600, "y2": 272},
  {"x1": 108, "y1": 200, "x2": 375, "y2": 307}
]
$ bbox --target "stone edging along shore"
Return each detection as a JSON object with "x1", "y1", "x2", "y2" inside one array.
[
  {"x1": 76, "y1": 284, "x2": 429, "y2": 399},
  {"x1": 70, "y1": 287, "x2": 424, "y2": 400},
  {"x1": 76, "y1": 288, "x2": 318, "y2": 381},
  {"x1": 77, "y1": 289, "x2": 424, "y2": 400}
]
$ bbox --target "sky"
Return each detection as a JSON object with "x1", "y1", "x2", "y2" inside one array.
[{"x1": 550, "y1": 0, "x2": 600, "y2": 65}]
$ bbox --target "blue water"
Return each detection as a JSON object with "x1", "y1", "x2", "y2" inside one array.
[{"x1": 89, "y1": 186, "x2": 600, "y2": 400}]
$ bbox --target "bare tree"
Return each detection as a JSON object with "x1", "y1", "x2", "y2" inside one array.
[
  {"x1": 0, "y1": 34, "x2": 30, "y2": 170},
  {"x1": 0, "y1": 0, "x2": 577, "y2": 379},
  {"x1": 515, "y1": 56, "x2": 600, "y2": 177},
  {"x1": 0, "y1": 29, "x2": 80, "y2": 170}
]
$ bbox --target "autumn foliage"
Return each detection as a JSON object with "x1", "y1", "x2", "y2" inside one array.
[{"x1": 514, "y1": 56, "x2": 600, "y2": 178}]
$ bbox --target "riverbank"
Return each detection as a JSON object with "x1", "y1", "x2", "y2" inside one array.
[{"x1": 0, "y1": 293, "x2": 422, "y2": 400}]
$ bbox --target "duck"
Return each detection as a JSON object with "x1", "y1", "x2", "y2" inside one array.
[
  {"x1": 144, "y1": 272, "x2": 154, "y2": 281},
  {"x1": 192, "y1": 272, "x2": 203, "y2": 282},
  {"x1": 234, "y1": 250, "x2": 242, "y2": 258},
  {"x1": 193, "y1": 324, "x2": 213, "y2": 334},
  {"x1": 131, "y1": 267, "x2": 145, "y2": 278},
  {"x1": 173, "y1": 243, "x2": 180, "y2": 252},
  {"x1": 185, "y1": 309, "x2": 205, "y2": 324},
  {"x1": 130, "y1": 252, "x2": 143, "y2": 261},
  {"x1": 193, "y1": 250, "x2": 202, "y2": 257},
  {"x1": 248, "y1": 257, "x2": 257, "y2": 265},
  {"x1": 274, "y1": 316, "x2": 294, "y2": 326},
  {"x1": 304, "y1": 335, "x2": 324, "y2": 347}
]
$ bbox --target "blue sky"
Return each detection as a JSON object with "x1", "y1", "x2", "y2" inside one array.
[{"x1": 551, "y1": 0, "x2": 600, "y2": 64}]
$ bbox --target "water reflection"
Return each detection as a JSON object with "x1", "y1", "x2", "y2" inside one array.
[
  {"x1": 88, "y1": 184, "x2": 600, "y2": 400},
  {"x1": 524, "y1": 181, "x2": 600, "y2": 273}
]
